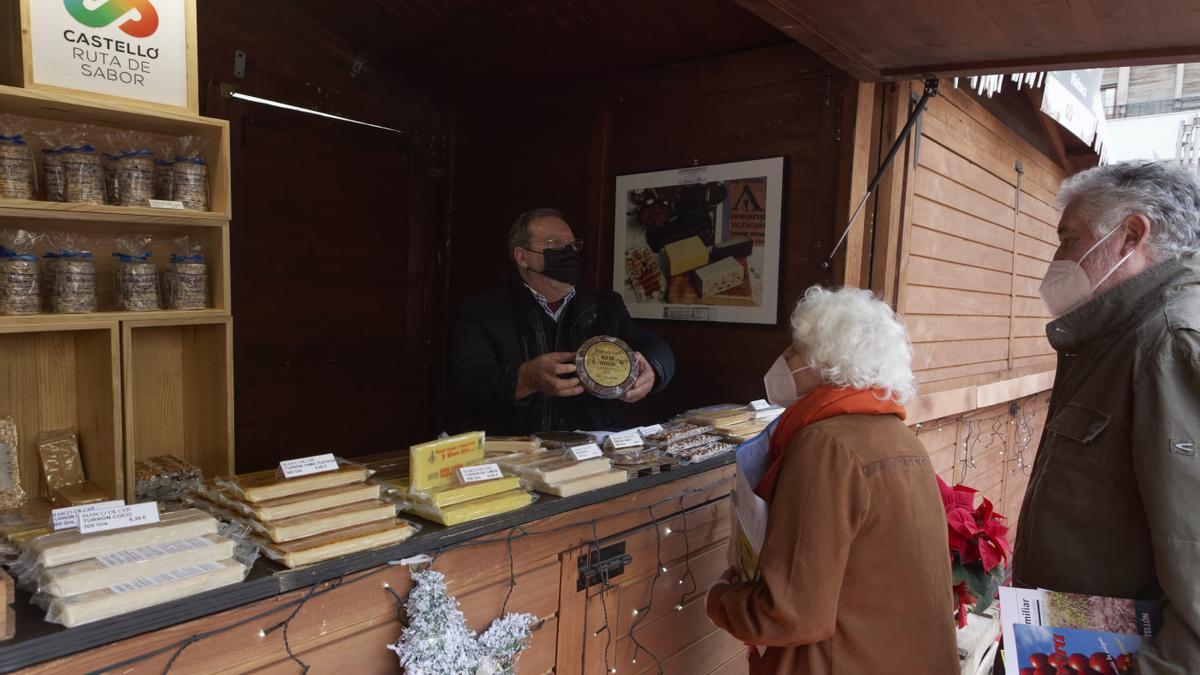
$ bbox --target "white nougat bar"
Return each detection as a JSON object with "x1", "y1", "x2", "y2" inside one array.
[
  {"x1": 39, "y1": 534, "x2": 235, "y2": 597},
  {"x1": 263, "y1": 519, "x2": 417, "y2": 568},
  {"x1": 532, "y1": 469, "x2": 628, "y2": 497},
  {"x1": 497, "y1": 455, "x2": 611, "y2": 484},
  {"x1": 47, "y1": 559, "x2": 246, "y2": 627},
  {"x1": 693, "y1": 256, "x2": 744, "y2": 297},
  {"x1": 218, "y1": 466, "x2": 371, "y2": 503},
  {"x1": 246, "y1": 483, "x2": 382, "y2": 521},
  {"x1": 29, "y1": 509, "x2": 219, "y2": 568},
  {"x1": 256, "y1": 500, "x2": 396, "y2": 543}
]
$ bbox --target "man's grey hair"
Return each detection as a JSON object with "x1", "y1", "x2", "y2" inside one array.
[
  {"x1": 508, "y1": 207, "x2": 566, "y2": 262},
  {"x1": 1057, "y1": 160, "x2": 1200, "y2": 260}
]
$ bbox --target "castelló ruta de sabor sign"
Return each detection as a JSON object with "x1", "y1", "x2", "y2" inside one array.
[{"x1": 28, "y1": 0, "x2": 189, "y2": 109}]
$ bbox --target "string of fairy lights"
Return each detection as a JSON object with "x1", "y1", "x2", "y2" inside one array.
[{"x1": 912, "y1": 392, "x2": 1048, "y2": 486}]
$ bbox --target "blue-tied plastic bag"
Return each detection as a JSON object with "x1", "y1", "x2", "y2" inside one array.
[
  {"x1": 112, "y1": 233, "x2": 159, "y2": 311},
  {"x1": 0, "y1": 229, "x2": 43, "y2": 314}
]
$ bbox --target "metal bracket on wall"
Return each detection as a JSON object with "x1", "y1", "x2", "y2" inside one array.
[
  {"x1": 911, "y1": 90, "x2": 924, "y2": 168},
  {"x1": 233, "y1": 50, "x2": 247, "y2": 79},
  {"x1": 822, "y1": 76, "x2": 940, "y2": 272},
  {"x1": 577, "y1": 542, "x2": 632, "y2": 591}
]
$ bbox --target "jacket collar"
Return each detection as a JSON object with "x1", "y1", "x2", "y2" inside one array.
[{"x1": 1047, "y1": 252, "x2": 1200, "y2": 352}]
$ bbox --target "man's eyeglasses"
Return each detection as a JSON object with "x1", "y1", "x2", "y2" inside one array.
[{"x1": 525, "y1": 238, "x2": 584, "y2": 252}]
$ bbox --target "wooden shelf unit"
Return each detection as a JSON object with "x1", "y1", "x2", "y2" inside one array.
[
  {"x1": 121, "y1": 317, "x2": 233, "y2": 501},
  {"x1": 0, "y1": 81, "x2": 234, "y2": 505}
]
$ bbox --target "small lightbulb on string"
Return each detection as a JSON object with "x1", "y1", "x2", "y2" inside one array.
[
  {"x1": 660, "y1": 566, "x2": 668, "y2": 573},
  {"x1": 632, "y1": 608, "x2": 639, "y2": 616},
  {"x1": 258, "y1": 629, "x2": 267, "y2": 639},
  {"x1": 664, "y1": 527, "x2": 672, "y2": 535},
  {"x1": 675, "y1": 603, "x2": 684, "y2": 611}
]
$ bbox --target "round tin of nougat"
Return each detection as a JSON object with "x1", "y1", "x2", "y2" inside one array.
[{"x1": 575, "y1": 335, "x2": 639, "y2": 399}]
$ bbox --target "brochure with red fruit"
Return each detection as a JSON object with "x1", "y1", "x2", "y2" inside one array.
[
  {"x1": 999, "y1": 587, "x2": 1160, "y2": 675},
  {"x1": 1011, "y1": 624, "x2": 1139, "y2": 675}
]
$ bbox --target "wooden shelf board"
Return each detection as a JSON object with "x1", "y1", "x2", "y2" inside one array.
[
  {"x1": 0, "y1": 310, "x2": 229, "y2": 332},
  {"x1": 0, "y1": 84, "x2": 222, "y2": 136},
  {"x1": 0, "y1": 199, "x2": 226, "y2": 228}
]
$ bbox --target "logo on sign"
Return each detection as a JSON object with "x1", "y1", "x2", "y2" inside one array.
[{"x1": 64, "y1": 0, "x2": 160, "y2": 38}]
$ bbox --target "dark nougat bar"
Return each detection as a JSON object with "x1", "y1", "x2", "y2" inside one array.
[
  {"x1": 710, "y1": 237, "x2": 753, "y2": 262},
  {"x1": 646, "y1": 209, "x2": 715, "y2": 252}
]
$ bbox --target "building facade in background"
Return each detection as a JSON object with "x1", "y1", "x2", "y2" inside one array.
[{"x1": 1103, "y1": 65, "x2": 1200, "y2": 163}]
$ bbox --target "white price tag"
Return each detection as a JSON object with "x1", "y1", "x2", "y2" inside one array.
[
  {"x1": 569, "y1": 443, "x2": 603, "y2": 461},
  {"x1": 79, "y1": 502, "x2": 160, "y2": 534},
  {"x1": 606, "y1": 431, "x2": 643, "y2": 450},
  {"x1": 148, "y1": 199, "x2": 185, "y2": 210},
  {"x1": 638, "y1": 424, "x2": 664, "y2": 437},
  {"x1": 749, "y1": 399, "x2": 771, "y2": 411},
  {"x1": 279, "y1": 453, "x2": 339, "y2": 479},
  {"x1": 52, "y1": 500, "x2": 126, "y2": 531},
  {"x1": 457, "y1": 463, "x2": 503, "y2": 484}
]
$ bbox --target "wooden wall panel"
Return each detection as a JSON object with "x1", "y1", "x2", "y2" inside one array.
[
  {"x1": 196, "y1": 0, "x2": 451, "y2": 469},
  {"x1": 899, "y1": 83, "x2": 1066, "y2": 394}
]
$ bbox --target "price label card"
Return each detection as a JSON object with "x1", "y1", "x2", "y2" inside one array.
[
  {"x1": 52, "y1": 500, "x2": 126, "y2": 531},
  {"x1": 638, "y1": 424, "x2": 664, "y2": 437},
  {"x1": 79, "y1": 502, "x2": 160, "y2": 534},
  {"x1": 606, "y1": 430, "x2": 643, "y2": 450},
  {"x1": 280, "y1": 453, "x2": 339, "y2": 479},
  {"x1": 569, "y1": 443, "x2": 603, "y2": 461},
  {"x1": 148, "y1": 199, "x2": 185, "y2": 210},
  {"x1": 457, "y1": 463, "x2": 503, "y2": 484},
  {"x1": 749, "y1": 399, "x2": 771, "y2": 411}
]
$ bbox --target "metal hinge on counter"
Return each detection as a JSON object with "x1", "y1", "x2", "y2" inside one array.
[{"x1": 577, "y1": 542, "x2": 632, "y2": 591}]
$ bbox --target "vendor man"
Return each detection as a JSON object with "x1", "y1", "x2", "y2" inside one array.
[{"x1": 448, "y1": 208, "x2": 674, "y2": 435}]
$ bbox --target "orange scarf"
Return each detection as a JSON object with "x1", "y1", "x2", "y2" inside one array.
[{"x1": 753, "y1": 385, "x2": 906, "y2": 502}]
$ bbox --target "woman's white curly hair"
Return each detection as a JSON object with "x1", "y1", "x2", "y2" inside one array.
[{"x1": 789, "y1": 285, "x2": 916, "y2": 404}]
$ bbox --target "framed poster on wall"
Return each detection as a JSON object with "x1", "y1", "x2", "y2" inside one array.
[{"x1": 614, "y1": 157, "x2": 784, "y2": 325}]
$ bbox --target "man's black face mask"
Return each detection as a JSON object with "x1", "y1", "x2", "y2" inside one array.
[{"x1": 531, "y1": 245, "x2": 582, "y2": 286}]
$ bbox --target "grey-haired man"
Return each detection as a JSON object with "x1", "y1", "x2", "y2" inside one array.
[{"x1": 1015, "y1": 161, "x2": 1200, "y2": 673}]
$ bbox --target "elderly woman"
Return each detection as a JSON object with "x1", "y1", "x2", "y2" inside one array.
[{"x1": 706, "y1": 286, "x2": 958, "y2": 674}]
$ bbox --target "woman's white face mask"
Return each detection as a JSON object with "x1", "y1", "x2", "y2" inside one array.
[
  {"x1": 763, "y1": 354, "x2": 811, "y2": 407},
  {"x1": 1039, "y1": 223, "x2": 1135, "y2": 317}
]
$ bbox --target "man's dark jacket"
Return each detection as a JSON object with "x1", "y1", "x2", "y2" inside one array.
[{"x1": 448, "y1": 278, "x2": 674, "y2": 435}]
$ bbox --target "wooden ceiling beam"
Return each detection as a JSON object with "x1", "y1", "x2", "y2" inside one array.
[
  {"x1": 738, "y1": 1, "x2": 1200, "y2": 82},
  {"x1": 735, "y1": 0, "x2": 878, "y2": 81},
  {"x1": 879, "y1": 46, "x2": 1200, "y2": 81}
]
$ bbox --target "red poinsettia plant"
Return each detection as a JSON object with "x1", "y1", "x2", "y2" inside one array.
[{"x1": 937, "y1": 476, "x2": 1012, "y2": 628}]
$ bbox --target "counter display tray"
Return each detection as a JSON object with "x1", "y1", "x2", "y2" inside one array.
[{"x1": 0, "y1": 452, "x2": 735, "y2": 672}]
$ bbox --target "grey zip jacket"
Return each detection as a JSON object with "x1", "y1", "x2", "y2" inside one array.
[{"x1": 1014, "y1": 253, "x2": 1200, "y2": 673}]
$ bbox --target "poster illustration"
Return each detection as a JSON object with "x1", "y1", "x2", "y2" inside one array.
[{"x1": 613, "y1": 158, "x2": 783, "y2": 324}]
